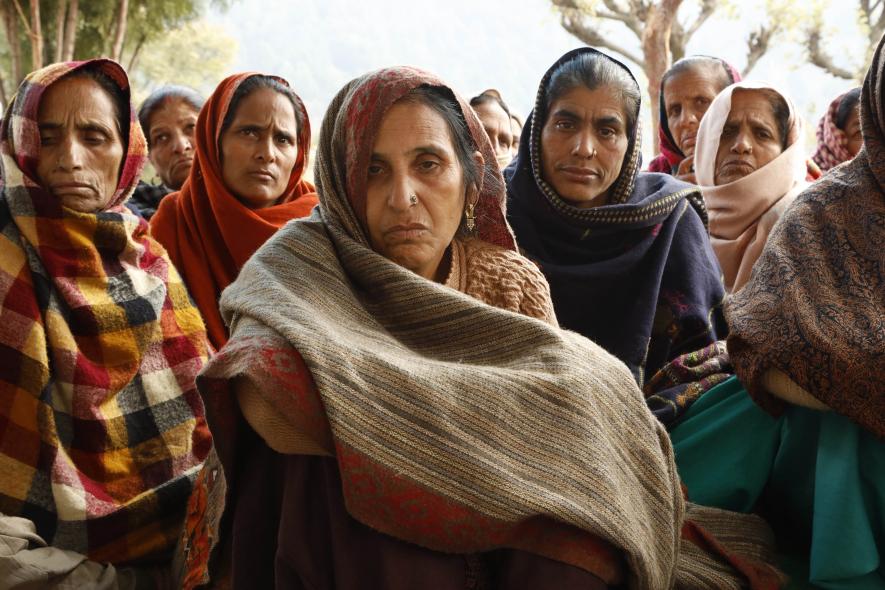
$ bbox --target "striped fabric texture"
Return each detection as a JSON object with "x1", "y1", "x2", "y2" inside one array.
[
  {"x1": 207, "y1": 67, "x2": 783, "y2": 589},
  {"x1": 0, "y1": 60, "x2": 212, "y2": 564}
]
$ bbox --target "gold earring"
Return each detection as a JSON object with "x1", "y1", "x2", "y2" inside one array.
[{"x1": 465, "y1": 201, "x2": 476, "y2": 232}]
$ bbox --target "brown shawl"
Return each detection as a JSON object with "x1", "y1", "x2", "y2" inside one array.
[
  {"x1": 198, "y1": 67, "x2": 782, "y2": 590},
  {"x1": 726, "y1": 36, "x2": 885, "y2": 437}
]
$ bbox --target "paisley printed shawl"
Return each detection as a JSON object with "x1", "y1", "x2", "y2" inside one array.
[
  {"x1": 726, "y1": 35, "x2": 885, "y2": 438},
  {"x1": 505, "y1": 47, "x2": 727, "y2": 386},
  {"x1": 0, "y1": 60, "x2": 212, "y2": 564}
]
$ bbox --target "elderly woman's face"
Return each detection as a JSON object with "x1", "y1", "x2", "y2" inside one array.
[
  {"x1": 220, "y1": 87, "x2": 298, "y2": 209},
  {"x1": 540, "y1": 85, "x2": 629, "y2": 209},
  {"x1": 365, "y1": 99, "x2": 479, "y2": 282},
  {"x1": 36, "y1": 76, "x2": 124, "y2": 213},
  {"x1": 473, "y1": 100, "x2": 513, "y2": 168},
  {"x1": 148, "y1": 98, "x2": 198, "y2": 190},
  {"x1": 663, "y1": 65, "x2": 724, "y2": 157},
  {"x1": 714, "y1": 90, "x2": 785, "y2": 185},
  {"x1": 843, "y1": 106, "x2": 862, "y2": 157},
  {"x1": 510, "y1": 116, "x2": 521, "y2": 155}
]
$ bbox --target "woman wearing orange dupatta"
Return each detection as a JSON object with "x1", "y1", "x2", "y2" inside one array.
[{"x1": 151, "y1": 73, "x2": 318, "y2": 349}]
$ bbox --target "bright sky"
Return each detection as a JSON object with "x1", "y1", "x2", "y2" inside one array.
[{"x1": 209, "y1": 0, "x2": 866, "y2": 159}]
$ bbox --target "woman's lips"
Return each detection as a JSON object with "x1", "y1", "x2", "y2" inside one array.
[
  {"x1": 172, "y1": 157, "x2": 194, "y2": 173},
  {"x1": 719, "y1": 160, "x2": 755, "y2": 178},
  {"x1": 385, "y1": 223, "x2": 428, "y2": 240},
  {"x1": 558, "y1": 166, "x2": 599, "y2": 183},
  {"x1": 248, "y1": 170, "x2": 276, "y2": 182},
  {"x1": 50, "y1": 181, "x2": 94, "y2": 196}
]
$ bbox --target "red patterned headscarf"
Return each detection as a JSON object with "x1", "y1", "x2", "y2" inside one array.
[
  {"x1": 322, "y1": 66, "x2": 515, "y2": 251},
  {"x1": 0, "y1": 59, "x2": 211, "y2": 564},
  {"x1": 811, "y1": 89, "x2": 861, "y2": 171}
]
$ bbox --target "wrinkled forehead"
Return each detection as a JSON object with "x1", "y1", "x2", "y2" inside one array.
[
  {"x1": 37, "y1": 76, "x2": 121, "y2": 130},
  {"x1": 6, "y1": 60, "x2": 134, "y2": 164},
  {"x1": 666, "y1": 60, "x2": 728, "y2": 89},
  {"x1": 726, "y1": 88, "x2": 783, "y2": 125}
]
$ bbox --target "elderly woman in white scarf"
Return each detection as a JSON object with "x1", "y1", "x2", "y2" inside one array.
[{"x1": 694, "y1": 81, "x2": 819, "y2": 293}]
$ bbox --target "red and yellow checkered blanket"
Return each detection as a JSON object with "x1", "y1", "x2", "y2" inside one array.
[{"x1": 0, "y1": 60, "x2": 212, "y2": 565}]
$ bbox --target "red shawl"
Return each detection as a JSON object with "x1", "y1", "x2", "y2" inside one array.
[{"x1": 150, "y1": 73, "x2": 318, "y2": 349}]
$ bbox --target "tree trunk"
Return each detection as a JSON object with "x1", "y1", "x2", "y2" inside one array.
[
  {"x1": 29, "y1": 0, "x2": 42, "y2": 70},
  {"x1": 2, "y1": 1, "x2": 23, "y2": 85},
  {"x1": 640, "y1": 0, "x2": 683, "y2": 153},
  {"x1": 61, "y1": 0, "x2": 76, "y2": 60},
  {"x1": 126, "y1": 33, "x2": 146, "y2": 72},
  {"x1": 53, "y1": 0, "x2": 65, "y2": 62},
  {"x1": 110, "y1": 0, "x2": 128, "y2": 61}
]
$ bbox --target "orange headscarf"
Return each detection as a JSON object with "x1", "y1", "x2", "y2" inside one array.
[{"x1": 151, "y1": 73, "x2": 318, "y2": 349}]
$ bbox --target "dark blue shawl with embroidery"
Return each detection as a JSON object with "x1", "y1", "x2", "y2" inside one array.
[{"x1": 505, "y1": 48, "x2": 727, "y2": 405}]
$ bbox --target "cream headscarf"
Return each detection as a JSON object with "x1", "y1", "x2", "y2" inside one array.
[{"x1": 695, "y1": 82, "x2": 808, "y2": 293}]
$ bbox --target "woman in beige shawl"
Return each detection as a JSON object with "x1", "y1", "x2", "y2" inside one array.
[
  {"x1": 175, "y1": 67, "x2": 782, "y2": 590},
  {"x1": 694, "y1": 82, "x2": 813, "y2": 293}
]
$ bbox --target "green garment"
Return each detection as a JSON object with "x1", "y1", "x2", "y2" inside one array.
[{"x1": 671, "y1": 376, "x2": 885, "y2": 590}]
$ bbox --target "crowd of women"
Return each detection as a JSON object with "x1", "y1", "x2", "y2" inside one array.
[{"x1": 0, "y1": 30, "x2": 880, "y2": 590}]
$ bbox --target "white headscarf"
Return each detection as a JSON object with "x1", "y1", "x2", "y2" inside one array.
[{"x1": 695, "y1": 81, "x2": 809, "y2": 293}]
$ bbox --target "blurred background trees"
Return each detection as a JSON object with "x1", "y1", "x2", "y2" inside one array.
[
  {"x1": 0, "y1": 0, "x2": 237, "y2": 104},
  {"x1": 551, "y1": 0, "x2": 876, "y2": 149}
]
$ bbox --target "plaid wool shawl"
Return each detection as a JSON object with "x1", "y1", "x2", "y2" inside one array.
[
  {"x1": 0, "y1": 60, "x2": 212, "y2": 564},
  {"x1": 811, "y1": 89, "x2": 859, "y2": 172},
  {"x1": 203, "y1": 66, "x2": 782, "y2": 589}
]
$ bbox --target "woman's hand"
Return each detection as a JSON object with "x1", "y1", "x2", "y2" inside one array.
[{"x1": 675, "y1": 155, "x2": 697, "y2": 185}]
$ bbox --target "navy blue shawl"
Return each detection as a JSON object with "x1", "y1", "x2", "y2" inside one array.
[{"x1": 505, "y1": 48, "x2": 727, "y2": 388}]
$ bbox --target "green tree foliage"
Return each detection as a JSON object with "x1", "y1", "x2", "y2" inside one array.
[
  {"x1": 129, "y1": 20, "x2": 237, "y2": 103},
  {"x1": 0, "y1": 0, "x2": 235, "y2": 103}
]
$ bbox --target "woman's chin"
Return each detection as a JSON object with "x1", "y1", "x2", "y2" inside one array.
[{"x1": 384, "y1": 245, "x2": 440, "y2": 278}]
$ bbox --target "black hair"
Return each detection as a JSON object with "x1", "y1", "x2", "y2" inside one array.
[
  {"x1": 219, "y1": 75, "x2": 303, "y2": 138},
  {"x1": 470, "y1": 91, "x2": 511, "y2": 117},
  {"x1": 661, "y1": 56, "x2": 734, "y2": 96},
  {"x1": 137, "y1": 85, "x2": 204, "y2": 147},
  {"x1": 835, "y1": 87, "x2": 862, "y2": 130},
  {"x1": 63, "y1": 66, "x2": 130, "y2": 141},
  {"x1": 544, "y1": 51, "x2": 640, "y2": 138}
]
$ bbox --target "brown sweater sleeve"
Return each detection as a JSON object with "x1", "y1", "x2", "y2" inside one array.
[{"x1": 462, "y1": 239, "x2": 559, "y2": 327}]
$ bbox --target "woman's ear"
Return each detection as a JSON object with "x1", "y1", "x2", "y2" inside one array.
[{"x1": 467, "y1": 150, "x2": 484, "y2": 206}]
